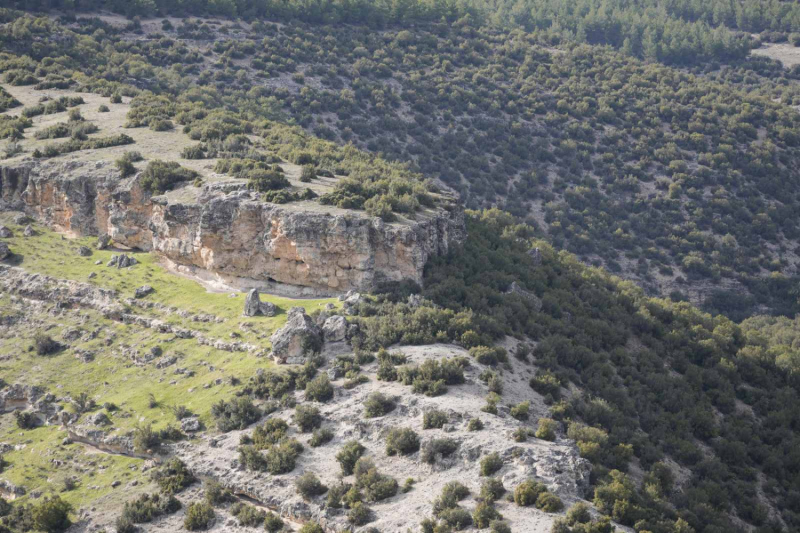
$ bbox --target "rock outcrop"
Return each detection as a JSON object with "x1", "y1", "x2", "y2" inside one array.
[
  {"x1": 270, "y1": 307, "x2": 322, "y2": 364},
  {"x1": 0, "y1": 160, "x2": 465, "y2": 293},
  {"x1": 243, "y1": 288, "x2": 277, "y2": 317}
]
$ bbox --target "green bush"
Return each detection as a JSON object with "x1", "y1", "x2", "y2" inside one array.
[
  {"x1": 31, "y1": 496, "x2": 72, "y2": 533},
  {"x1": 247, "y1": 168, "x2": 290, "y2": 192},
  {"x1": 305, "y1": 374, "x2": 334, "y2": 402},
  {"x1": 421, "y1": 438, "x2": 459, "y2": 464},
  {"x1": 183, "y1": 501, "x2": 214, "y2": 531},
  {"x1": 536, "y1": 491, "x2": 564, "y2": 512},
  {"x1": 204, "y1": 480, "x2": 233, "y2": 506},
  {"x1": 536, "y1": 418, "x2": 558, "y2": 441},
  {"x1": 354, "y1": 457, "x2": 398, "y2": 501},
  {"x1": 295, "y1": 471, "x2": 328, "y2": 499},
  {"x1": 480, "y1": 478, "x2": 505, "y2": 502},
  {"x1": 513, "y1": 480, "x2": 547, "y2": 506},
  {"x1": 295, "y1": 404, "x2": 322, "y2": 432},
  {"x1": 473, "y1": 501, "x2": 502, "y2": 528},
  {"x1": 299, "y1": 522, "x2": 324, "y2": 533},
  {"x1": 337, "y1": 440, "x2": 366, "y2": 475},
  {"x1": 34, "y1": 333, "x2": 61, "y2": 356},
  {"x1": 309, "y1": 427, "x2": 334, "y2": 447},
  {"x1": 423, "y1": 409, "x2": 448, "y2": 429},
  {"x1": 152, "y1": 458, "x2": 195, "y2": 495},
  {"x1": 140, "y1": 160, "x2": 198, "y2": 194},
  {"x1": 480, "y1": 453, "x2": 503, "y2": 476},
  {"x1": 120, "y1": 492, "x2": 180, "y2": 523},
  {"x1": 300, "y1": 164, "x2": 316, "y2": 182},
  {"x1": 253, "y1": 418, "x2": 289, "y2": 448},
  {"x1": 265, "y1": 439, "x2": 303, "y2": 474},
  {"x1": 469, "y1": 345, "x2": 508, "y2": 366},
  {"x1": 385, "y1": 427, "x2": 420, "y2": 456},
  {"x1": 348, "y1": 501, "x2": 371, "y2": 525},
  {"x1": 211, "y1": 397, "x2": 261, "y2": 432},
  {"x1": 467, "y1": 418, "x2": 484, "y2": 431},
  {"x1": 490, "y1": 520, "x2": 512, "y2": 533},
  {"x1": 363, "y1": 392, "x2": 395, "y2": 418},
  {"x1": 510, "y1": 401, "x2": 530, "y2": 421},
  {"x1": 229, "y1": 502, "x2": 266, "y2": 527},
  {"x1": 264, "y1": 512, "x2": 284, "y2": 532}
]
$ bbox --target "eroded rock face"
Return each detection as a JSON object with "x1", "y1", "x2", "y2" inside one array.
[
  {"x1": 270, "y1": 307, "x2": 322, "y2": 364},
  {"x1": 0, "y1": 160, "x2": 466, "y2": 293}
]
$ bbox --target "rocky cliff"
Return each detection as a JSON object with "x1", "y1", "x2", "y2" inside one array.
[{"x1": 0, "y1": 160, "x2": 466, "y2": 293}]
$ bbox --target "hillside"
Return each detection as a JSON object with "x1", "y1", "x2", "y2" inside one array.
[
  {"x1": 1, "y1": 5, "x2": 800, "y2": 533},
  {"x1": 3, "y1": 11, "x2": 799, "y2": 316}
]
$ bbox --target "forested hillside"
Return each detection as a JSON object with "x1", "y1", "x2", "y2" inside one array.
[
  {"x1": 1, "y1": 4, "x2": 800, "y2": 533},
  {"x1": 5, "y1": 10, "x2": 798, "y2": 316}
]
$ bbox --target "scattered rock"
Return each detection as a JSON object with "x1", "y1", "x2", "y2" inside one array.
[
  {"x1": 62, "y1": 328, "x2": 83, "y2": 342},
  {"x1": 96, "y1": 234, "x2": 111, "y2": 250},
  {"x1": 134, "y1": 285, "x2": 154, "y2": 299},
  {"x1": 155, "y1": 355, "x2": 177, "y2": 369},
  {"x1": 111, "y1": 480, "x2": 121, "y2": 488},
  {"x1": 528, "y1": 247, "x2": 542, "y2": 265},
  {"x1": 322, "y1": 315, "x2": 348, "y2": 342},
  {"x1": 181, "y1": 417, "x2": 201, "y2": 432},
  {"x1": 22, "y1": 225, "x2": 34, "y2": 237},
  {"x1": 89, "y1": 412, "x2": 110, "y2": 426},
  {"x1": 0, "y1": 226, "x2": 12, "y2": 238},
  {"x1": 0, "y1": 242, "x2": 9, "y2": 260},
  {"x1": 270, "y1": 307, "x2": 322, "y2": 364},
  {"x1": 77, "y1": 246, "x2": 92, "y2": 257},
  {"x1": 243, "y1": 288, "x2": 277, "y2": 317},
  {"x1": 107, "y1": 254, "x2": 136, "y2": 268},
  {"x1": 505, "y1": 281, "x2": 542, "y2": 311},
  {"x1": 13, "y1": 214, "x2": 30, "y2": 225},
  {"x1": 74, "y1": 349, "x2": 95, "y2": 363},
  {"x1": 88, "y1": 272, "x2": 96, "y2": 279}
]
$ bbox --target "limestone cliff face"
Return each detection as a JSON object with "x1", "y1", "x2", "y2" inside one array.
[{"x1": 0, "y1": 160, "x2": 466, "y2": 293}]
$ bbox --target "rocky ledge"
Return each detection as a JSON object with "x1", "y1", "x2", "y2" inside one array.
[{"x1": 0, "y1": 160, "x2": 466, "y2": 293}]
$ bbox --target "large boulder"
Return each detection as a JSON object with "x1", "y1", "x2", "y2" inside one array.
[
  {"x1": 270, "y1": 307, "x2": 322, "y2": 364},
  {"x1": 0, "y1": 242, "x2": 9, "y2": 260},
  {"x1": 243, "y1": 288, "x2": 277, "y2": 317},
  {"x1": 0, "y1": 226, "x2": 12, "y2": 238},
  {"x1": 134, "y1": 285, "x2": 154, "y2": 299},
  {"x1": 96, "y1": 234, "x2": 111, "y2": 250},
  {"x1": 322, "y1": 315, "x2": 348, "y2": 342}
]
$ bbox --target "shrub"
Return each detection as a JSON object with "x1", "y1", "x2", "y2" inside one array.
[
  {"x1": 247, "y1": 169, "x2": 290, "y2": 192},
  {"x1": 204, "y1": 480, "x2": 233, "y2": 506},
  {"x1": 183, "y1": 502, "x2": 214, "y2": 531},
  {"x1": 299, "y1": 523, "x2": 324, "y2": 533},
  {"x1": 15, "y1": 411, "x2": 37, "y2": 429},
  {"x1": 480, "y1": 478, "x2": 506, "y2": 502},
  {"x1": 536, "y1": 418, "x2": 558, "y2": 441},
  {"x1": 120, "y1": 493, "x2": 180, "y2": 523},
  {"x1": 252, "y1": 418, "x2": 289, "y2": 450},
  {"x1": 513, "y1": 480, "x2": 547, "y2": 506},
  {"x1": 469, "y1": 345, "x2": 507, "y2": 366},
  {"x1": 295, "y1": 404, "x2": 322, "y2": 432},
  {"x1": 423, "y1": 409, "x2": 448, "y2": 429},
  {"x1": 363, "y1": 392, "x2": 395, "y2": 417},
  {"x1": 265, "y1": 439, "x2": 303, "y2": 474},
  {"x1": 152, "y1": 458, "x2": 195, "y2": 494},
  {"x1": 31, "y1": 496, "x2": 72, "y2": 533},
  {"x1": 510, "y1": 401, "x2": 530, "y2": 421},
  {"x1": 98, "y1": 104, "x2": 110, "y2": 112},
  {"x1": 34, "y1": 333, "x2": 61, "y2": 355},
  {"x1": 480, "y1": 453, "x2": 503, "y2": 476},
  {"x1": 211, "y1": 398, "x2": 261, "y2": 432},
  {"x1": 150, "y1": 119, "x2": 174, "y2": 131},
  {"x1": 305, "y1": 374, "x2": 334, "y2": 402},
  {"x1": 140, "y1": 160, "x2": 198, "y2": 194},
  {"x1": 111, "y1": 94, "x2": 122, "y2": 104},
  {"x1": 348, "y1": 502, "x2": 371, "y2": 525},
  {"x1": 309, "y1": 427, "x2": 334, "y2": 447},
  {"x1": 133, "y1": 423, "x2": 159, "y2": 453},
  {"x1": 473, "y1": 501, "x2": 502, "y2": 528},
  {"x1": 421, "y1": 438, "x2": 459, "y2": 464},
  {"x1": 336, "y1": 440, "x2": 366, "y2": 475},
  {"x1": 467, "y1": 418, "x2": 484, "y2": 431},
  {"x1": 439, "y1": 507, "x2": 472, "y2": 529},
  {"x1": 229, "y1": 502, "x2": 266, "y2": 527},
  {"x1": 238, "y1": 445, "x2": 268, "y2": 471},
  {"x1": 181, "y1": 144, "x2": 206, "y2": 159},
  {"x1": 300, "y1": 164, "x2": 316, "y2": 182},
  {"x1": 385, "y1": 428, "x2": 420, "y2": 456},
  {"x1": 354, "y1": 458, "x2": 398, "y2": 501},
  {"x1": 295, "y1": 471, "x2": 328, "y2": 500},
  {"x1": 490, "y1": 520, "x2": 512, "y2": 533},
  {"x1": 264, "y1": 512, "x2": 284, "y2": 532},
  {"x1": 536, "y1": 491, "x2": 564, "y2": 512},
  {"x1": 530, "y1": 371, "x2": 561, "y2": 399}
]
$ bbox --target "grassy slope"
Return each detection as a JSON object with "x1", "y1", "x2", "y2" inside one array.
[{"x1": 0, "y1": 215, "x2": 337, "y2": 512}]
